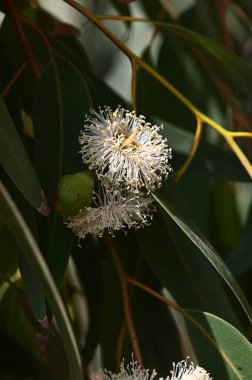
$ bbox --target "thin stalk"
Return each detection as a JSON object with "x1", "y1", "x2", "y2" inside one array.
[
  {"x1": 5, "y1": 0, "x2": 41, "y2": 80},
  {"x1": 176, "y1": 116, "x2": 202, "y2": 181},
  {"x1": 105, "y1": 235, "x2": 143, "y2": 367},
  {"x1": 2, "y1": 62, "x2": 27, "y2": 98}
]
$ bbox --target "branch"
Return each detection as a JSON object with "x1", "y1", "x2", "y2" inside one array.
[
  {"x1": 62, "y1": 0, "x2": 252, "y2": 179},
  {"x1": 5, "y1": 0, "x2": 41, "y2": 80}
]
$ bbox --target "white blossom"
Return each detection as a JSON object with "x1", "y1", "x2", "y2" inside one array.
[
  {"x1": 97, "y1": 358, "x2": 158, "y2": 380},
  {"x1": 168, "y1": 359, "x2": 212, "y2": 380},
  {"x1": 92, "y1": 357, "x2": 211, "y2": 380},
  {"x1": 80, "y1": 106, "x2": 172, "y2": 192},
  {"x1": 64, "y1": 185, "x2": 154, "y2": 239}
]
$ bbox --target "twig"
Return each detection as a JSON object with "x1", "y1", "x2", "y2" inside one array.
[
  {"x1": 1, "y1": 62, "x2": 27, "y2": 98},
  {"x1": 128, "y1": 277, "x2": 184, "y2": 313},
  {"x1": 20, "y1": 16, "x2": 53, "y2": 55},
  {"x1": 5, "y1": 0, "x2": 41, "y2": 80},
  {"x1": 131, "y1": 59, "x2": 137, "y2": 112},
  {"x1": 104, "y1": 235, "x2": 143, "y2": 367},
  {"x1": 176, "y1": 116, "x2": 202, "y2": 181},
  {"x1": 62, "y1": 0, "x2": 252, "y2": 179},
  {"x1": 216, "y1": 0, "x2": 233, "y2": 49}
]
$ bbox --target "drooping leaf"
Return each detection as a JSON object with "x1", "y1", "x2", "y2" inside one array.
[
  {"x1": 137, "y1": 46, "x2": 195, "y2": 132},
  {"x1": 0, "y1": 224, "x2": 18, "y2": 277},
  {"x1": 101, "y1": 239, "x2": 124, "y2": 371},
  {"x1": 152, "y1": 191, "x2": 252, "y2": 324},
  {"x1": 185, "y1": 310, "x2": 252, "y2": 380},
  {"x1": 33, "y1": 55, "x2": 92, "y2": 287},
  {"x1": 227, "y1": 203, "x2": 252, "y2": 275},
  {"x1": 0, "y1": 96, "x2": 46, "y2": 213},
  {"x1": 160, "y1": 23, "x2": 252, "y2": 92},
  {"x1": 136, "y1": 208, "x2": 240, "y2": 328},
  {"x1": 72, "y1": 236, "x2": 103, "y2": 365},
  {"x1": 0, "y1": 286, "x2": 51, "y2": 380},
  {"x1": 0, "y1": 181, "x2": 83, "y2": 380},
  {"x1": 209, "y1": 180, "x2": 241, "y2": 254}
]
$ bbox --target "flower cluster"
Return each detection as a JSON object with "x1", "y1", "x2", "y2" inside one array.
[
  {"x1": 94, "y1": 358, "x2": 212, "y2": 380},
  {"x1": 65, "y1": 106, "x2": 172, "y2": 239},
  {"x1": 168, "y1": 359, "x2": 212, "y2": 380},
  {"x1": 65, "y1": 185, "x2": 154, "y2": 239},
  {"x1": 80, "y1": 106, "x2": 172, "y2": 192}
]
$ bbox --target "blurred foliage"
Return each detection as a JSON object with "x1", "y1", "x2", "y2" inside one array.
[{"x1": 0, "y1": 0, "x2": 252, "y2": 379}]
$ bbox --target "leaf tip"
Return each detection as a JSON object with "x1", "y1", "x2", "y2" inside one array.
[{"x1": 37, "y1": 190, "x2": 51, "y2": 216}]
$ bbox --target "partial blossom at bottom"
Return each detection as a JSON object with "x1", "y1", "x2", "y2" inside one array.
[
  {"x1": 94, "y1": 358, "x2": 157, "y2": 380},
  {"x1": 64, "y1": 186, "x2": 154, "y2": 239},
  {"x1": 92, "y1": 358, "x2": 212, "y2": 380},
  {"x1": 168, "y1": 359, "x2": 212, "y2": 380}
]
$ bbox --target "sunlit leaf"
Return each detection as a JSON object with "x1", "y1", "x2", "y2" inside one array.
[{"x1": 185, "y1": 310, "x2": 252, "y2": 379}]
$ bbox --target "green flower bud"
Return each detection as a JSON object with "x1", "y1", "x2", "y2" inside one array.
[{"x1": 55, "y1": 171, "x2": 95, "y2": 216}]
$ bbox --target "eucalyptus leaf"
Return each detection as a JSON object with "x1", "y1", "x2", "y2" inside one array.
[
  {"x1": 185, "y1": 310, "x2": 252, "y2": 380},
  {"x1": 0, "y1": 287, "x2": 51, "y2": 380},
  {"x1": 152, "y1": 192, "x2": 252, "y2": 324},
  {"x1": 227, "y1": 203, "x2": 252, "y2": 275},
  {"x1": 33, "y1": 55, "x2": 92, "y2": 287},
  {"x1": 136, "y1": 209, "x2": 240, "y2": 328},
  {"x1": 0, "y1": 96, "x2": 46, "y2": 213},
  {"x1": 0, "y1": 181, "x2": 83, "y2": 380},
  {"x1": 160, "y1": 24, "x2": 252, "y2": 91}
]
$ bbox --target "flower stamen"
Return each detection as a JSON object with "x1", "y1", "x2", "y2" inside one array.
[{"x1": 123, "y1": 128, "x2": 139, "y2": 146}]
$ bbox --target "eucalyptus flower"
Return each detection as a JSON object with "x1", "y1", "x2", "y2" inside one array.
[
  {"x1": 64, "y1": 185, "x2": 153, "y2": 239},
  {"x1": 168, "y1": 359, "x2": 212, "y2": 380},
  {"x1": 80, "y1": 106, "x2": 172, "y2": 192},
  {"x1": 92, "y1": 357, "x2": 211, "y2": 380},
  {"x1": 99, "y1": 358, "x2": 157, "y2": 380}
]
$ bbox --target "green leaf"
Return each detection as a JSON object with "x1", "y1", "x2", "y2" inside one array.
[
  {"x1": 152, "y1": 192, "x2": 252, "y2": 324},
  {"x1": 161, "y1": 24, "x2": 252, "y2": 92},
  {"x1": 0, "y1": 224, "x2": 18, "y2": 277},
  {"x1": 101, "y1": 242, "x2": 123, "y2": 371},
  {"x1": 209, "y1": 180, "x2": 241, "y2": 253},
  {"x1": 185, "y1": 310, "x2": 252, "y2": 379},
  {"x1": 34, "y1": 55, "x2": 92, "y2": 198},
  {"x1": 137, "y1": 46, "x2": 195, "y2": 131},
  {"x1": 0, "y1": 96, "x2": 46, "y2": 212},
  {"x1": 33, "y1": 55, "x2": 92, "y2": 286},
  {"x1": 0, "y1": 181, "x2": 83, "y2": 380},
  {"x1": 227, "y1": 203, "x2": 252, "y2": 275},
  {"x1": 136, "y1": 208, "x2": 240, "y2": 328},
  {"x1": 0, "y1": 287, "x2": 51, "y2": 380},
  {"x1": 72, "y1": 237, "x2": 103, "y2": 364}
]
